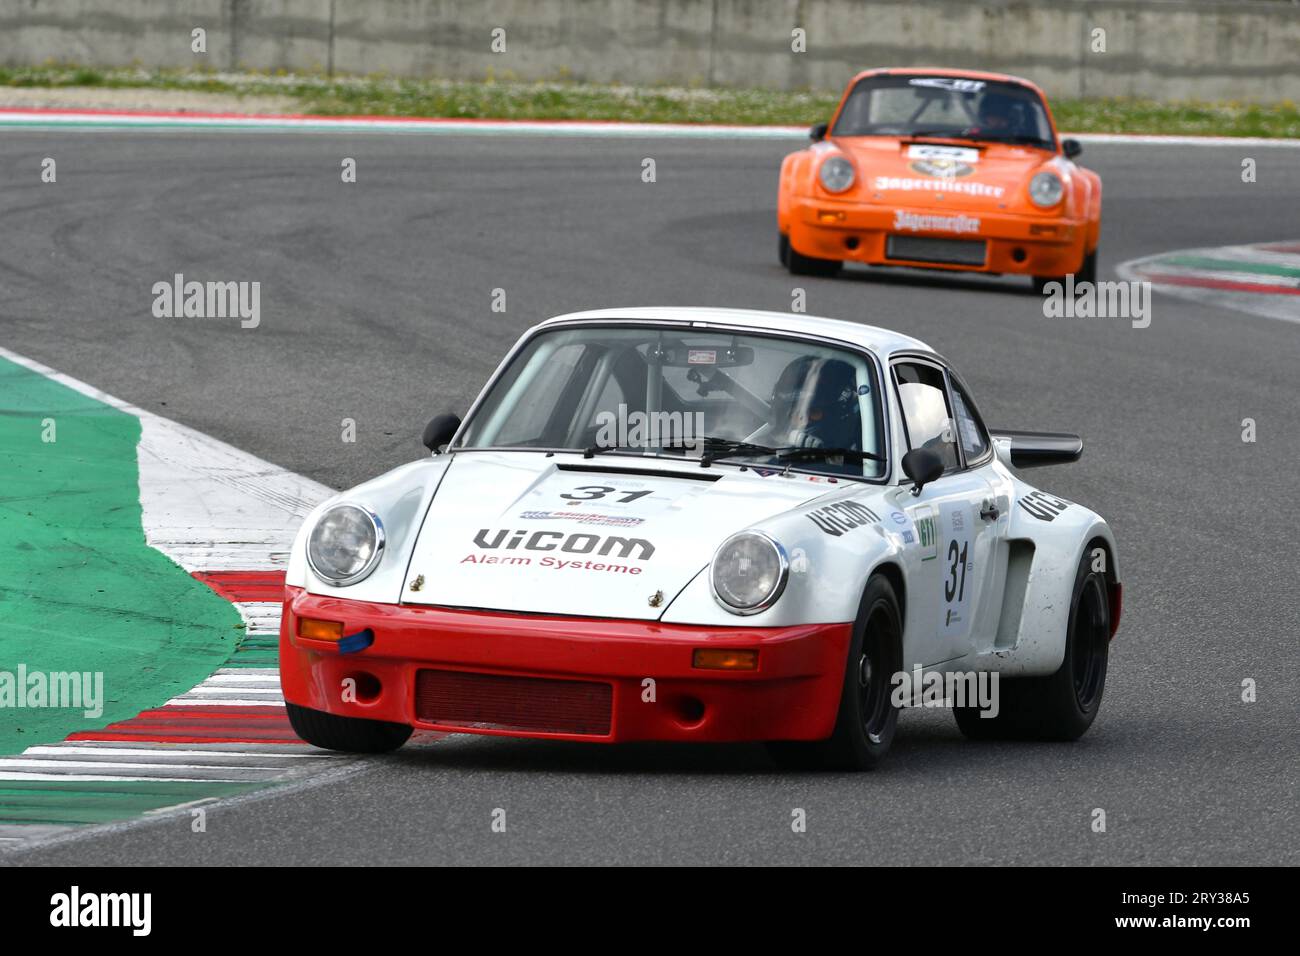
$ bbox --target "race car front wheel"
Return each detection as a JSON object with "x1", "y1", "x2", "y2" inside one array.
[
  {"x1": 953, "y1": 549, "x2": 1110, "y2": 741},
  {"x1": 1032, "y1": 247, "x2": 1097, "y2": 294},
  {"x1": 767, "y1": 574, "x2": 902, "y2": 771},
  {"x1": 286, "y1": 702, "x2": 413, "y2": 753},
  {"x1": 780, "y1": 232, "x2": 841, "y2": 277}
]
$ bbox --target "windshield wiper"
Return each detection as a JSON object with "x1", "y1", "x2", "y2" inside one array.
[
  {"x1": 774, "y1": 446, "x2": 885, "y2": 465},
  {"x1": 583, "y1": 436, "x2": 775, "y2": 461},
  {"x1": 700, "y1": 439, "x2": 884, "y2": 469},
  {"x1": 905, "y1": 129, "x2": 975, "y2": 140},
  {"x1": 583, "y1": 443, "x2": 656, "y2": 459},
  {"x1": 969, "y1": 133, "x2": 1053, "y2": 149},
  {"x1": 696, "y1": 438, "x2": 781, "y2": 467},
  {"x1": 582, "y1": 437, "x2": 887, "y2": 471},
  {"x1": 582, "y1": 436, "x2": 781, "y2": 466}
]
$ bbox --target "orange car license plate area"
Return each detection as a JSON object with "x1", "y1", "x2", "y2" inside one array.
[{"x1": 885, "y1": 234, "x2": 988, "y2": 266}]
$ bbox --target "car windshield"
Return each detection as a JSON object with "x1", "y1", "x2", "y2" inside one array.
[
  {"x1": 832, "y1": 74, "x2": 1055, "y2": 150},
  {"x1": 454, "y1": 324, "x2": 887, "y2": 479}
]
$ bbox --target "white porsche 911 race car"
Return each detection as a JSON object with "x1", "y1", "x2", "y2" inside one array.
[{"x1": 281, "y1": 307, "x2": 1121, "y2": 769}]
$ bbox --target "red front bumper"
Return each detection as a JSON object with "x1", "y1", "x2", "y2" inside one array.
[{"x1": 279, "y1": 587, "x2": 853, "y2": 744}]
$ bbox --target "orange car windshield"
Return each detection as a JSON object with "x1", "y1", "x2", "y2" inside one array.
[{"x1": 832, "y1": 75, "x2": 1055, "y2": 150}]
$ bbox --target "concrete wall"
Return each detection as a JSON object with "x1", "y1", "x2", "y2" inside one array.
[{"x1": 1, "y1": 0, "x2": 1297, "y2": 102}]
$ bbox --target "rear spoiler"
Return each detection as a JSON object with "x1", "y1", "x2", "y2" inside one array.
[{"x1": 989, "y1": 430, "x2": 1083, "y2": 468}]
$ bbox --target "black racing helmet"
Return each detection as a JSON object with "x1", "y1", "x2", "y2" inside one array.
[
  {"x1": 977, "y1": 92, "x2": 1025, "y2": 132},
  {"x1": 769, "y1": 356, "x2": 862, "y2": 448}
]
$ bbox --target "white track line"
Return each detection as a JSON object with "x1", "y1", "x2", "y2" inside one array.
[
  {"x1": 0, "y1": 345, "x2": 332, "y2": 573},
  {"x1": 1, "y1": 109, "x2": 1297, "y2": 146},
  {"x1": 235, "y1": 601, "x2": 286, "y2": 634},
  {"x1": 0, "y1": 772, "x2": 263, "y2": 783},
  {"x1": 23, "y1": 746, "x2": 330, "y2": 760}
]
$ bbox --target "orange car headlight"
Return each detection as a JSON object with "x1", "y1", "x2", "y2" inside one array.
[
  {"x1": 1029, "y1": 171, "x2": 1064, "y2": 207},
  {"x1": 819, "y1": 156, "x2": 855, "y2": 193}
]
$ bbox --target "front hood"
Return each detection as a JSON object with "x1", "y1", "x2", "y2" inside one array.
[
  {"x1": 835, "y1": 137, "x2": 1052, "y2": 211},
  {"x1": 404, "y1": 451, "x2": 832, "y2": 619}
]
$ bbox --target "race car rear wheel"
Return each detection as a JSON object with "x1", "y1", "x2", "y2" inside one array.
[
  {"x1": 780, "y1": 232, "x2": 841, "y2": 277},
  {"x1": 286, "y1": 702, "x2": 413, "y2": 753},
  {"x1": 953, "y1": 549, "x2": 1110, "y2": 741},
  {"x1": 767, "y1": 574, "x2": 902, "y2": 771}
]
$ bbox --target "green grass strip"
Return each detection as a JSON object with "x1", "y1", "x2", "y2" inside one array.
[{"x1": 2, "y1": 66, "x2": 1299, "y2": 137}]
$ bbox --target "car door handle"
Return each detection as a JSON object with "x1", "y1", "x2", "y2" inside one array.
[{"x1": 980, "y1": 499, "x2": 1000, "y2": 521}]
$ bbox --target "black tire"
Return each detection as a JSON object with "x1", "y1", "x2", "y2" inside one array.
[
  {"x1": 286, "y1": 702, "x2": 413, "y2": 753},
  {"x1": 954, "y1": 548, "x2": 1110, "y2": 741},
  {"x1": 1032, "y1": 247, "x2": 1096, "y2": 294},
  {"x1": 767, "y1": 575, "x2": 903, "y2": 770},
  {"x1": 779, "y1": 232, "x2": 841, "y2": 277},
  {"x1": 1077, "y1": 247, "x2": 1098, "y2": 285}
]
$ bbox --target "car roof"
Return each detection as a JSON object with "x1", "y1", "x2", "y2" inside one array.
[{"x1": 535, "y1": 307, "x2": 938, "y2": 362}]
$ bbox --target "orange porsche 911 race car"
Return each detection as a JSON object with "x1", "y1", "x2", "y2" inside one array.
[{"x1": 777, "y1": 68, "x2": 1101, "y2": 292}]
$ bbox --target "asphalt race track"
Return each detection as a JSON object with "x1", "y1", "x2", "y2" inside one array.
[{"x1": 2, "y1": 130, "x2": 1297, "y2": 865}]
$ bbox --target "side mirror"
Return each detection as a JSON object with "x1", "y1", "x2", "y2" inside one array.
[
  {"x1": 1061, "y1": 138, "x2": 1083, "y2": 160},
  {"x1": 422, "y1": 413, "x2": 462, "y2": 453},
  {"x1": 810, "y1": 122, "x2": 828, "y2": 143},
  {"x1": 902, "y1": 449, "x2": 944, "y2": 496}
]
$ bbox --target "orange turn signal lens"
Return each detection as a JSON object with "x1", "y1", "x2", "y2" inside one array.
[
  {"x1": 298, "y1": 618, "x2": 344, "y2": 641},
  {"x1": 692, "y1": 648, "x2": 758, "y2": 671},
  {"x1": 817, "y1": 209, "x2": 847, "y2": 223}
]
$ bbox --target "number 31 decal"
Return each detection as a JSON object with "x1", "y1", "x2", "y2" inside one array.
[
  {"x1": 939, "y1": 503, "x2": 974, "y2": 638},
  {"x1": 945, "y1": 539, "x2": 968, "y2": 604}
]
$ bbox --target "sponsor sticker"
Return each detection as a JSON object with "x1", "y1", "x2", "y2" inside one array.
[
  {"x1": 906, "y1": 144, "x2": 981, "y2": 164},
  {"x1": 1018, "y1": 490, "x2": 1071, "y2": 521},
  {"x1": 909, "y1": 77, "x2": 987, "y2": 93},
  {"x1": 469, "y1": 527, "x2": 656, "y2": 563},
  {"x1": 874, "y1": 175, "x2": 1005, "y2": 198},
  {"x1": 909, "y1": 158, "x2": 974, "y2": 179},
  {"x1": 886, "y1": 508, "x2": 916, "y2": 545},
  {"x1": 910, "y1": 504, "x2": 939, "y2": 561},
  {"x1": 687, "y1": 349, "x2": 717, "y2": 365},
  {"x1": 806, "y1": 500, "x2": 880, "y2": 537},
  {"x1": 519, "y1": 510, "x2": 645, "y2": 527},
  {"x1": 893, "y1": 210, "x2": 981, "y2": 235}
]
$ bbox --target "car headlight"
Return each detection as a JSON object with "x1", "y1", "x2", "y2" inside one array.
[
  {"x1": 1029, "y1": 171, "x2": 1064, "y2": 207},
  {"x1": 307, "y1": 504, "x2": 385, "y2": 586},
  {"x1": 818, "y1": 156, "x2": 855, "y2": 193},
  {"x1": 710, "y1": 531, "x2": 789, "y2": 615}
]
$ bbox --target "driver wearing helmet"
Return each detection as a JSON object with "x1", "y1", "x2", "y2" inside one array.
[
  {"x1": 975, "y1": 91, "x2": 1029, "y2": 137},
  {"x1": 747, "y1": 357, "x2": 863, "y2": 469}
]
